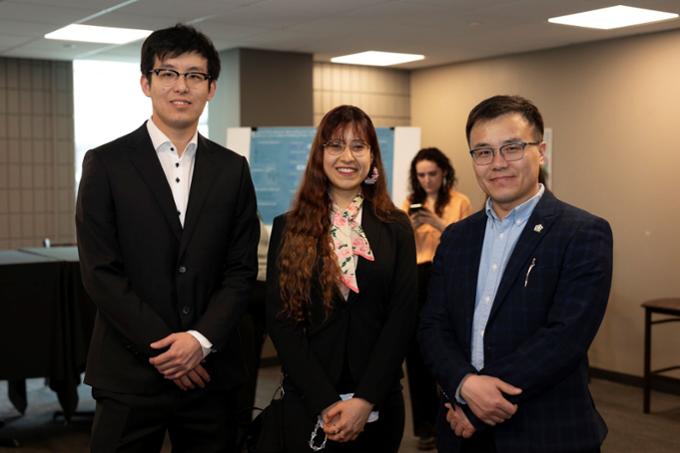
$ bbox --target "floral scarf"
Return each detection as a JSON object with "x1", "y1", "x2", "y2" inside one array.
[{"x1": 330, "y1": 194, "x2": 375, "y2": 298}]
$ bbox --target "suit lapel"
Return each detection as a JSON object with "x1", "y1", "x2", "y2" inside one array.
[
  {"x1": 126, "y1": 123, "x2": 182, "y2": 240},
  {"x1": 488, "y1": 191, "x2": 561, "y2": 321},
  {"x1": 463, "y1": 212, "x2": 487, "y2": 339},
  {"x1": 179, "y1": 134, "x2": 219, "y2": 256}
]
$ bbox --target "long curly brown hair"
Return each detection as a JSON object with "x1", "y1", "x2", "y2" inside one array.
[
  {"x1": 278, "y1": 105, "x2": 398, "y2": 324},
  {"x1": 407, "y1": 147, "x2": 456, "y2": 216}
]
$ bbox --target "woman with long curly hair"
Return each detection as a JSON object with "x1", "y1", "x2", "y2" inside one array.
[
  {"x1": 402, "y1": 147, "x2": 470, "y2": 450},
  {"x1": 266, "y1": 105, "x2": 417, "y2": 452}
]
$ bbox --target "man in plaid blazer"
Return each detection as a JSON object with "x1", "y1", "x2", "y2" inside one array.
[{"x1": 419, "y1": 95, "x2": 613, "y2": 453}]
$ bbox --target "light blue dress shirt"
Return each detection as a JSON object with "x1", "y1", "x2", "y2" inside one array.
[{"x1": 470, "y1": 184, "x2": 545, "y2": 371}]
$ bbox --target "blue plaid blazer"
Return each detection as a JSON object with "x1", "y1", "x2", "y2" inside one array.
[{"x1": 419, "y1": 190, "x2": 613, "y2": 453}]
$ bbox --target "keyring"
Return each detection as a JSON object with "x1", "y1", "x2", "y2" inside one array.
[{"x1": 308, "y1": 417, "x2": 328, "y2": 451}]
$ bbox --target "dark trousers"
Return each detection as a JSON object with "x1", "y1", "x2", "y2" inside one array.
[
  {"x1": 90, "y1": 386, "x2": 238, "y2": 453},
  {"x1": 406, "y1": 262, "x2": 439, "y2": 438},
  {"x1": 460, "y1": 429, "x2": 496, "y2": 453},
  {"x1": 459, "y1": 430, "x2": 601, "y2": 453}
]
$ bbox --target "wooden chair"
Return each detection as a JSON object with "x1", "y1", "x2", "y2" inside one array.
[{"x1": 641, "y1": 298, "x2": 680, "y2": 413}]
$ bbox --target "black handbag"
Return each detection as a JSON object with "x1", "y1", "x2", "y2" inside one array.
[{"x1": 244, "y1": 386, "x2": 285, "y2": 453}]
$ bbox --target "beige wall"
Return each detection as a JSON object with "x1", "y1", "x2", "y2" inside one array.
[
  {"x1": 411, "y1": 29, "x2": 680, "y2": 378},
  {"x1": 240, "y1": 49, "x2": 313, "y2": 127},
  {"x1": 0, "y1": 57, "x2": 75, "y2": 249},
  {"x1": 314, "y1": 62, "x2": 410, "y2": 127},
  {"x1": 210, "y1": 49, "x2": 313, "y2": 146}
]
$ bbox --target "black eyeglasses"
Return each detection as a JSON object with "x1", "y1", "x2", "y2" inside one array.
[
  {"x1": 148, "y1": 68, "x2": 212, "y2": 87},
  {"x1": 469, "y1": 141, "x2": 541, "y2": 165}
]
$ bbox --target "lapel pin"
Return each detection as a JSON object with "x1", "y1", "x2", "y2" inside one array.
[{"x1": 533, "y1": 224, "x2": 544, "y2": 233}]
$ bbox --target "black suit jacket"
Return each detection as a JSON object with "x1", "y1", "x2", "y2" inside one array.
[
  {"x1": 76, "y1": 123, "x2": 259, "y2": 394},
  {"x1": 419, "y1": 191, "x2": 613, "y2": 453},
  {"x1": 265, "y1": 205, "x2": 417, "y2": 417}
]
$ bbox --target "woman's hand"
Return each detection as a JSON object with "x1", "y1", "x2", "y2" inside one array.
[
  {"x1": 412, "y1": 208, "x2": 446, "y2": 231},
  {"x1": 322, "y1": 398, "x2": 373, "y2": 442},
  {"x1": 410, "y1": 211, "x2": 424, "y2": 228}
]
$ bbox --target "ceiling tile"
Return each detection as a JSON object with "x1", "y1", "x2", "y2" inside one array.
[{"x1": 0, "y1": 0, "x2": 678, "y2": 67}]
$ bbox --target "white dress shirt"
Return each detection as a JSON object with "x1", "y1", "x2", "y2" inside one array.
[
  {"x1": 146, "y1": 118, "x2": 197, "y2": 227},
  {"x1": 146, "y1": 118, "x2": 212, "y2": 358}
]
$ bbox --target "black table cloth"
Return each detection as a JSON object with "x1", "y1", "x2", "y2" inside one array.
[{"x1": 0, "y1": 247, "x2": 95, "y2": 420}]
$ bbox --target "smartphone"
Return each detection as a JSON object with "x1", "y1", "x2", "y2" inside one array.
[{"x1": 408, "y1": 203, "x2": 424, "y2": 214}]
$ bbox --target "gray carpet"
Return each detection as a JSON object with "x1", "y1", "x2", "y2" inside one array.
[{"x1": 1, "y1": 370, "x2": 679, "y2": 452}]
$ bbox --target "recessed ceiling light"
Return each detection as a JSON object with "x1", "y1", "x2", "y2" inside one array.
[
  {"x1": 45, "y1": 24, "x2": 152, "y2": 44},
  {"x1": 331, "y1": 51, "x2": 425, "y2": 67},
  {"x1": 548, "y1": 5, "x2": 678, "y2": 30}
]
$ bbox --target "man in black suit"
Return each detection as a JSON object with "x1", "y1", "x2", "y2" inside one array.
[
  {"x1": 76, "y1": 24, "x2": 259, "y2": 452},
  {"x1": 419, "y1": 95, "x2": 613, "y2": 453}
]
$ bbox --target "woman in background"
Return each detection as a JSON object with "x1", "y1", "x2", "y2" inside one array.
[
  {"x1": 266, "y1": 105, "x2": 417, "y2": 452},
  {"x1": 403, "y1": 147, "x2": 471, "y2": 450}
]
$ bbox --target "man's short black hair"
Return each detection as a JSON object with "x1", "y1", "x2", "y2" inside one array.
[
  {"x1": 466, "y1": 95, "x2": 544, "y2": 143},
  {"x1": 141, "y1": 24, "x2": 220, "y2": 82}
]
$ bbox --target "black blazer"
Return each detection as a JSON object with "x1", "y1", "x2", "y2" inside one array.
[
  {"x1": 266, "y1": 204, "x2": 417, "y2": 417},
  {"x1": 76, "y1": 123, "x2": 259, "y2": 394},
  {"x1": 419, "y1": 191, "x2": 613, "y2": 453}
]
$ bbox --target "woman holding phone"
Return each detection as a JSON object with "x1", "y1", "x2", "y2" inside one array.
[
  {"x1": 266, "y1": 105, "x2": 417, "y2": 452},
  {"x1": 403, "y1": 147, "x2": 471, "y2": 450}
]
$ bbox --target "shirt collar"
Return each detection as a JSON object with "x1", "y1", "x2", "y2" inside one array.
[
  {"x1": 146, "y1": 117, "x2": 198, "y2": 156},
  {"x1": 485, "y1": 183, "x2": 545, "y2": 223}
]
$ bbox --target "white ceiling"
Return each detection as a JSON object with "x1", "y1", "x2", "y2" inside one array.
[{"x1": 1, "y1": 0, "x2": 680, "y2": 69}]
